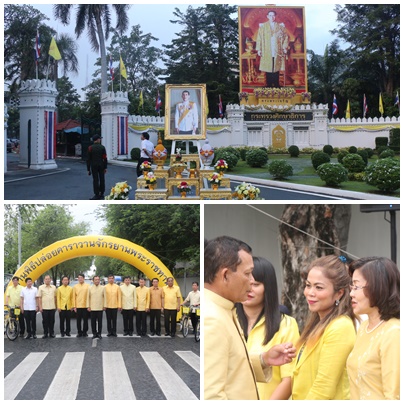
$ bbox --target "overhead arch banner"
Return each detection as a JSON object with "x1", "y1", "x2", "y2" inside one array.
[{"x1": 6, "y1": 235, "x2": 176, "y2": 291}]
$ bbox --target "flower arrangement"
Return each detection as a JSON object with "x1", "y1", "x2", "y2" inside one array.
[
  {"x1": 145, "y1": 172, "x2": 157, "y2": 185},
  {"x1": 238, "y1": 92, "x2": 249, "y2": 102},
  {"x1": 301, "y1": 92, "x2": 312, "y2": 102},
  {"x1": 175, "y1": 148, "x2": 183, "y2": 161},
  {"x1": 214, "y1": 159, "x2": 228, "y2": 173},
  {"x1": 234, "y1": 182, "x2": 261, "y2": 200},
  {"x1": 208, "y1": 173, "x2": 222, "y2": 185},
  {"x1": 177, "y1": 181, "x2": 191, "y2": 193},
  {"x1": 140, "y1": 161, "x2": 152, "y2": 172},
  {"x1": 254, "y1": 87, "x2": 296, "y2": 99},
  {"x1": 105, "y1": 181, "x2": 132, "y2": 200}
]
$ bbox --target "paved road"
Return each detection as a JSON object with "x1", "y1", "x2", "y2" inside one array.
[
  {"x1": 4, "y1": 312, "x2": 200, "y2": 400},
  {"x1": 5, "y1": 155, "x2": 348, "y2": 200}
]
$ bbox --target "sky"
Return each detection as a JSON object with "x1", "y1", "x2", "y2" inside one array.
[
  {"x1": 68, "y1": 204, "x2": 105, "y2": 235},
  {"x1": 29, "y1": 2, "x2": 341, "y2": 99}
]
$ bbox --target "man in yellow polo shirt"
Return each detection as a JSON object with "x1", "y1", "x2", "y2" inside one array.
[
  {"x1": 135, "y1": 278, "x2": 150, "y2": 336},
  {"x1": 87, "y1": 275, "x2": 105, "y2": 339},
  {"x1": 5, "y1": 276, "x2": 25, "y2": 337},
  {"x1": 57, "y1": 275, "x2": 73, "y2": 337},
  {"x1": 37, "y1": 274, "x2": 57, "y2": 338},
  {"x1": 104, "y1": 275, "x2": 121, "y2": 337},
  {"x1": 120, "y1": 276, "x2": 137, "y2": 336},
  {"x1": 73, "y1": 273, "x2": 90, "y2": 337},
  {"x1": 162, "y1": 277, "x2": 181, "y2": 337}
]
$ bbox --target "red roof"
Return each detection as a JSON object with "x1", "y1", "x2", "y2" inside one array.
[{"x1": 56, "y1": 119, "x2": 84, "y2": 131}]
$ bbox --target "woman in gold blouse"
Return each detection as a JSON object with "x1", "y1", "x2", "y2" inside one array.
[{"x1": 347, "y1": 257, "x2": 400, "y2": 400}]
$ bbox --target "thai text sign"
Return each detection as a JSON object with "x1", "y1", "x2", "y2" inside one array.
[{"x1": 245, "y1": 111, "x2": 313, "y2": 121}]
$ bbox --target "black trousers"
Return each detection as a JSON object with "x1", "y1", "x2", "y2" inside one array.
[
  {"x1": 15, "y1": 310, "x2": 25, "y2": 334},
  {"x1": 106, "y1": 308, "x2": 118, "y2": 334},
  {"x1": 136, "y1": 311, "x2": 147, "y2": 335},
  {"x1": 76, "y1": 308, "x2": 89, "y2": 334},
  {"x1": 91, "y1": 165, "x2": 105, "y2": 196},
  {"x1": 122, "y1": 309, "x2": 134, "y2": 333},
  {"x1": 266, "y1": 71, "x2": 280, "y2": 88},
  {"x1": 24, "y1": 310, "x2": 37, "y2": 335},
  {"x1": 190, "y1": 312, "x2": 198, "y2": 331},
  {"x1": 149, "y1": 309, "x2": 161, "y2": 334},
  {"x1": 59, "y1": 309, "x2": 71, "y2": 334},
  {"x1": 164, "y1": 309, "x2": 177, "y2": 336},
  {"x1": 42, "y1": 309, "x2": 55, "y2": 335},
  {"x1": 91, "y1": 311, "x2": 103, "y2": 335}
]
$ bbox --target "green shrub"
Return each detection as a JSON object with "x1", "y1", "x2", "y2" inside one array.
[
  {"x1": 365, "y1": 148, "x2": 374, "y2": 158},
  {"x1": 300, "y1": 147, "x2": 317, "y2": 154},
  {"x1": 267, "y1": 146, "x2": 289, "y2": 154},
  {"x1": 317, "y1": 163, "x2": 348, "y2": 187},
  {"x1": 268, "y1": 160, "x2": 293, "y2": 179},
  {"x1": 130, "y1": 147, "x2": 141, "y2": 161},
  {"x1": 377, "y1": 145, "x2": 391, "y2": 156},
  {"x1": 379, "y1": 149, "x2": 395, "y2": 159},
  {"x1": 357, "y1": 149, "x2": 368, "y2": 165},
  {"x1": 311, "y1": 151, "x2": 331, "y2": 169},
  {"x1": 348, "y1": 146, "x2": 358, "y2": 154},
  {"x1": 342, "y1": 154, "x2": 366, "y2": 173},
  {"x1": 389, "y1": 128, "x2": 400, "y2": 152},
  {"x1": 323, "y1": 145, "x2": 334, "y2": 156},
  {"x1": 246, "y1": 148, "x2": 269, "y2": 168},
  {"x1": 219, "y1": 146, "x2": 241, "y2": 159},
  {"x1": 238, "y1": 147, "x2": 249, "y2": 161},
  {"x1": 214, "y1": 150, "x2": 238, "y2": 170},
  {"x1": 288, "y1": 145, "x2": 300, "y2": 157},
  {"x1": 375, "y1": 137, "x2": 388, "y2": 149},
  {"x1": 365, "y1": 158, "x2": 400, "y2": 192},
  {"x1": 337, "y1": 150, "x2": 349, "y2": 164},
  {"x1": 348, "y1": 172, "x2": 366, "y2": 182}
]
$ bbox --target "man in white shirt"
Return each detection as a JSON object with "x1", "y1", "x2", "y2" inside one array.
[
  {"x1": 20, "y1": 277, "x2": 39, "y2": 339},
  {"x1": 175, "y1": 90, "x2": 199, "y2": 134},
  {"x1": 181, "y1": 281, "x2": 200, "y2": 334},
  {"x1": 136, "y1": 132, "x2": 154, "y2": 177}
]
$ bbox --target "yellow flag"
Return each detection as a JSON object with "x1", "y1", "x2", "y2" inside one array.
[
  {"x1": 139, "y1": 90, "x2": 144, "y2": 111},
  {"x1": 345, "y1": 100, "x2": 351, "y2": 119},
  {"x1": 120, "y1": 55, "x2": 127, "y2": 79},
  {"x1": 49, "y1": 37, "x2": 61, "y2": 60},
  {"x1": 379, "y1": 93, "x2": 384, "y2": 115},
  {"x1": 205, "y1": 93, "x2": 209, "y2": 117}
]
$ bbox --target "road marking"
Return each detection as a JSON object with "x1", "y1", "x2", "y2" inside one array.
[
  {"x1": 103, "y1": 352, "x2": 136, "y2": 400},
  {"x1": 4, "y1": 352, "x2": 48, "y2": 400},
  {"x1": 4, "y1": 168, "x2": 71, "y2": 183},
  {"x1": 174, "y1": 351, "x2": 200, "y2": 373},
  {"x1": 140, "y1": 352, "x2": 198, "y2": 400},
  {"x1": 44, "y1": 352, "x2": 85, "y2": 400},
  {"x1": 4, "y1": 352, "x2": 13, "y2": 359}
]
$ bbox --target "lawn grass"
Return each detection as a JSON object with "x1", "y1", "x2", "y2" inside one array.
[{"x1": 229, "y1": 155, "x2": 400, "y2": 197}]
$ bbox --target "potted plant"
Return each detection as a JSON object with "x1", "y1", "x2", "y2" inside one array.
[
  {"x1": 145, "y1": 172, "x2": 157, "y2": 190},
  {"x1": 177, "y1": 181, "x2": 191, "y2": 198},
  {"x1": 140, "y1": 161, "x2": 152, "y2": 177},
  {"x1": 234, "y1": 182, "x2": 261, "y2": 200},
  {"x1": 214, "y1": 159, "x2": 228, "y2": 175},
  {"x1": 105, "y1": 181, "x2": 132, "y2": 200},
  {"x1": 208, "y1": 173, "x2": 222, "y2": 190}
]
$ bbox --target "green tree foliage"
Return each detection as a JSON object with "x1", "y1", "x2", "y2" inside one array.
[
  {"x1": 163, "y1": 5, "x2": 239, "y2": 115},
  {"x1": 56, "y1": 76, "x2": 81, "y2": 122},
  {"x1": 96, "y1": 205, "x2": 200, "y2": 278}
]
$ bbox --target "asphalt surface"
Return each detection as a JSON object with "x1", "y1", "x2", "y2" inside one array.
[{"x1": 4, "y1": 311, "x2": 200, "y2": 400}]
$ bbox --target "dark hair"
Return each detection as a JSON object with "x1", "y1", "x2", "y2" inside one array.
[
  {"x1": 182, "y1": 90, "x2": 190, "y2": 96},
  {"x1": 192, "y1": 281, "x2": 199, "y2": 286},
  {"x1": 139, "y1": 277, "x2": 145, "y2": 281},
  {"x1": 123, "y1": 276, "x2": 131, "y2": 281},
  {"x1": 142, "y1": 132, "x2": 150, "y2": 140},
  {"x1": 93, "y1": 275, "x2": 100, "y2": 280},
  {"x1": 78, "y1": 273, "x2": 85, "y2": 278},
  {"x1": 268, "y1": 10, "x2": 277, "y2": 16},
  {"x1": 61, "y1": 275, "x2": 69, "y2": 281},
  {"x1": 204, "y1": 236, "x2": 252, "y2": 284},
  {"x1": 298, "y1": 255, "x2": 356, "y2": 349},
  {"x1": 152, "y1": 278, "x2": 159, "y2": 282},
  {"x1": 349, "y1": 257, "x2": 400, "y2": 321},
  {"x1": 236, "y1": 257, "x2": 282, "y2": 344},
  {"x1": 108, "y1": 274, "x2": 114, "y2": 278},
  {"x1": 12, "y1": 276, "x2": 19, "y2": 281},
  {"x1": 26, "y1": 277, "x2": 32, "y2": 282}
]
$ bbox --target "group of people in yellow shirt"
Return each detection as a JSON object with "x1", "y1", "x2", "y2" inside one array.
[
  {"x1": 7, "y1": 273, "x2": 187, "y2": 339},
  {"x1": 204, "y1": 236, "x2": 400, "y2": 400}
]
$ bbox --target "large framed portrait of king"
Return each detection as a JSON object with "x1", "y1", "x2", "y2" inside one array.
[
  {"x1": 165, "y1": 84, "x2": 206, "y2": 140},
  {"x1": 239, "y1": 6, "x2": 307, "y2": 93}
]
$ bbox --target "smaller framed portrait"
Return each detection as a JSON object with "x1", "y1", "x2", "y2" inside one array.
[{"x1": 165, "y1": 84, "x2": 206, "y2": 140}]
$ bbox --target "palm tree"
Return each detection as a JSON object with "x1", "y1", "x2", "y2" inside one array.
[{"x1": 53, "y1": 4, "x2": 130, "y2": 94}]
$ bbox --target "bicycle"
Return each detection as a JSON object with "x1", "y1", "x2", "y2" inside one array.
[
  {"x1": 194, "y1": 308, "x2": 200, "y2": 342},
  {"x1": 4, "y1": 307, "x2": 21, "y2": 341},
  {"x1": 180, "y1": 306, "x2": 191, "y2": 337}
]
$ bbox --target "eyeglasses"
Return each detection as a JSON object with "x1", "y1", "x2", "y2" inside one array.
[{"x1": 349, "y1": 284, "x2": 367, "y2": 291}]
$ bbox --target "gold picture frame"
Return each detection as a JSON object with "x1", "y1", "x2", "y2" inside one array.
[{"x1": 164, "y1": 84, "x2": 206, "y2": 140}]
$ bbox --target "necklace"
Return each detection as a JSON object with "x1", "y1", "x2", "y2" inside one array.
[{"x1": 366, "y1": 319, "x2": 384, "y2": 333}]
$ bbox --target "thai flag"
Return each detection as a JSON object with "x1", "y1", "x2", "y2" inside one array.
[
  {"x1": 218, "y1": 94, "x2": 223, "y2": 117},
  {"x1": 155, "y1": 91, "x2": 162, "y2": 112},
  {"x1": 394, "y1": 91, "x2": 399, "y2": 108},
  {"x1": 363, "y1": 94, "x2": 369, "y2": 117},
  {"x1": 44, "y1": 111, "x2": 56, "y2": 160},
  {"x1": 109, "y1": 55, "x2": 114, "y2": 81},
  {"x1": 117, "y1": 116, "x2": 128, "y2": 155},
  {"x1": 35, "y1": 29, "x2": 41, "y2": 63},
  {"x1": 332, "y1": 94, "x2": 338, "y2": 116}
]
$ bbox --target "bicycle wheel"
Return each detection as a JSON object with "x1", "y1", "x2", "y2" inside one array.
[
  {"x1": 6, "y1": 318, "x2": 19, "y2": 341},
  {"x1": 182, "y1": 315, "x2": 189, "y2": 337},
  {"x1": 194, "y1": 320, "x2": 200, "y2": 342}
]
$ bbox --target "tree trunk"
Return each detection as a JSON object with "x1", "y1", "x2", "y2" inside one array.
[
  {"x1": 96, "y1": 17, "x2": 108, "y2": 94},
  {"x1": 279, "y1": 204, "x2": 351, "y2": 331}
]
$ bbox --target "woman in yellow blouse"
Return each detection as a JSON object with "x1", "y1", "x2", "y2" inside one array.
[
  {"x1": 347, "y1": 257, "x2": 400, "y2": 400},
  {"x1": 236, "y1": 257, "x2": 300, "y2": 399},
  {"x1": 291, "y1": 255, "x2": 356, "y2": 400}
]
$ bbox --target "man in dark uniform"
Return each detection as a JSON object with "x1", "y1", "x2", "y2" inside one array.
[{"x1": 87, "y1": 134, "x2": 108, "y2": 200}]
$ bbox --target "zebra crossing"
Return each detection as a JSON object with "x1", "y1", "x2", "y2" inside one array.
[{"x1": 4, "y1": 350, "x2": 200, "y2": 400}]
